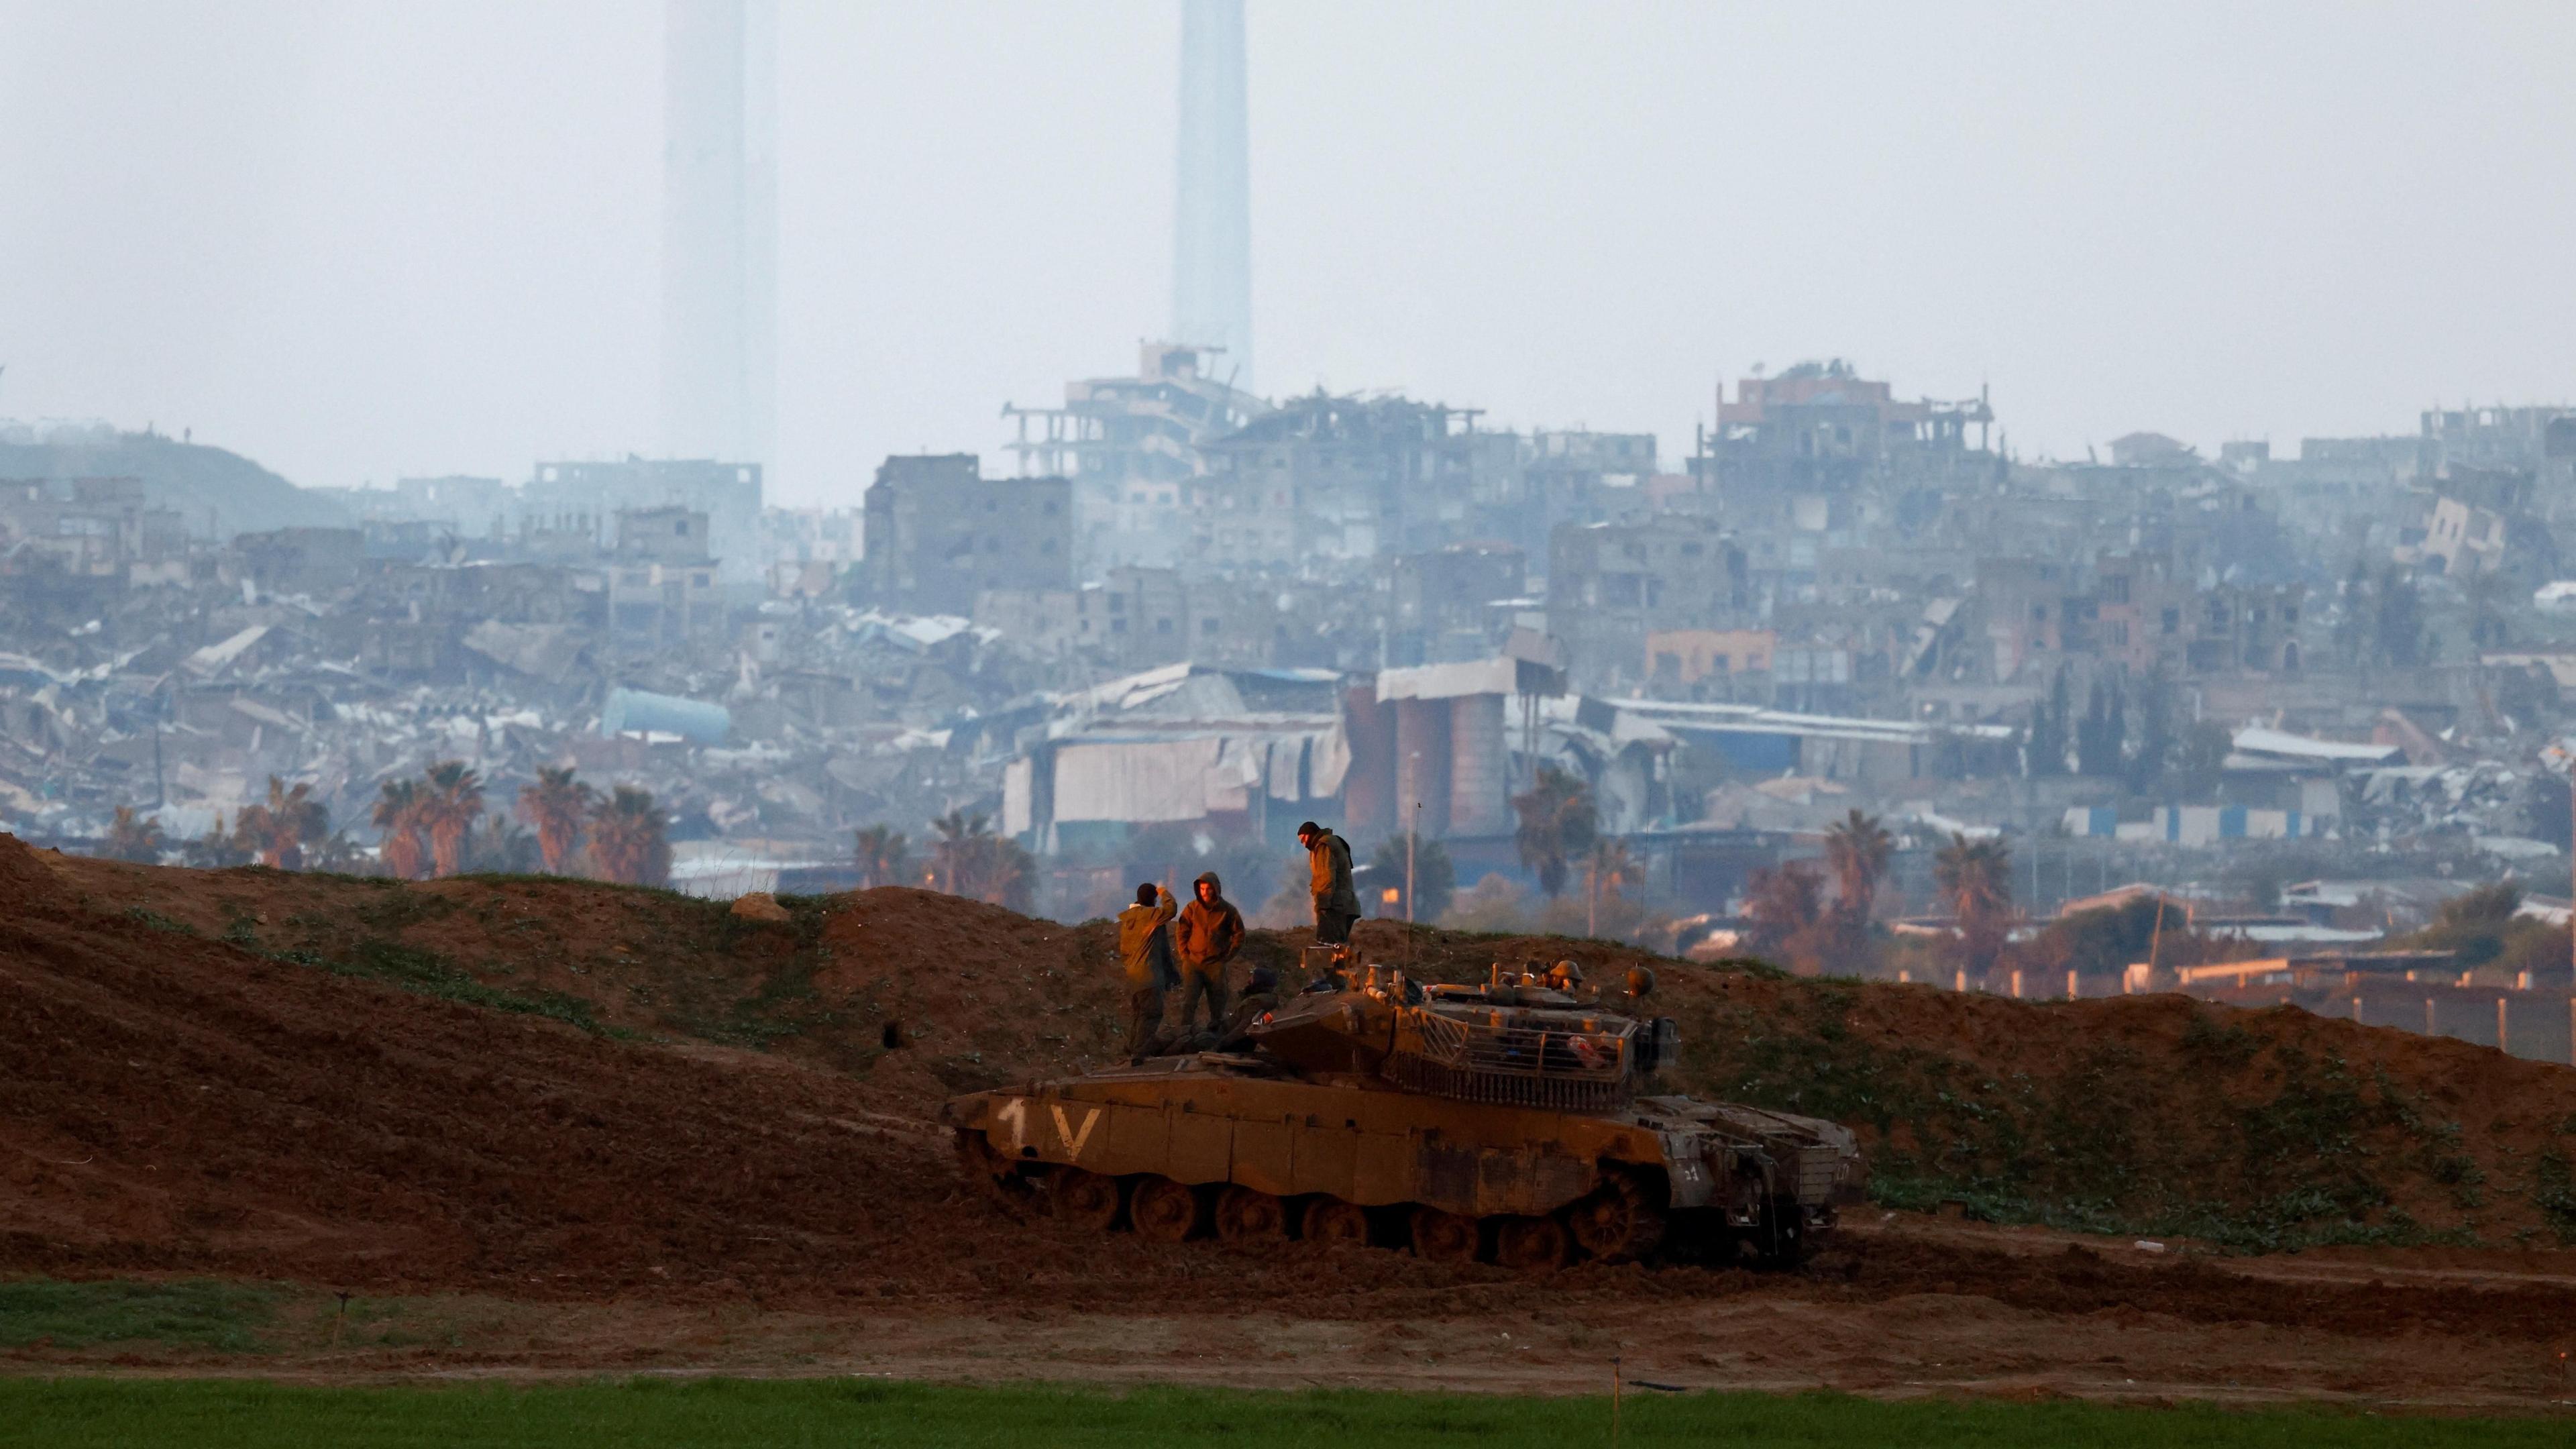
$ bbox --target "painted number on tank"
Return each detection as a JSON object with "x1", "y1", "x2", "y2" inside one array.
[
  {"x1": 990, "y1": 1097, "x2": 1101, "y2": 1160},
  {"x1": 1051, "y1": 1104, "x2": 1102, "y2": 1157}
]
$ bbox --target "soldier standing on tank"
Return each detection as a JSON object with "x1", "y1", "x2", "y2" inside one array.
[
  {"x1": 1173, "y1": 870, "x2": 1244, "y2": 1032},
  {"x1": 1116, "y1": 881, "x2": 1178, "y2": 1061},
  {"x1": 1297, "y1": 820, "x2": 1360, "y2": 947}
]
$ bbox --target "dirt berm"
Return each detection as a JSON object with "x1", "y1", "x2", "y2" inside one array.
[{"x1": 8, "y1": 834, "x2": 2576, "y2": 1325}]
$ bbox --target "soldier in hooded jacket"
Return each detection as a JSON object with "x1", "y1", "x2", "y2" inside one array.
[{"x1": 1172, "y1": 869, "x2": 1246, "y2": 1031}]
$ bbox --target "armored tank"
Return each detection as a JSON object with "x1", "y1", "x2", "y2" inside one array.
[{"x1": 943, "y1": 958, "x2": 1864, "y2": 1269}]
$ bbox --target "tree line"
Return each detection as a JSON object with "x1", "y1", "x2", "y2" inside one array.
[
  {"x1": 851, "y1": 809, "x2": 1036, "y2": 910},
  {"x1": 100, "y1": 763, "x2": 673, "y2": 887}
]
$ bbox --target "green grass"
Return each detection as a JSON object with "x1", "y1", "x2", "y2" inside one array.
[
  {"x1": 0, "y1": 1280, "x2": 279, "y2": 1354},
  {"x1": 14, "y1": 1379, "x2": 2576, "y2": 1446},
  {"x1": 1669, "y1": 981, "x2": 2514, "y2": 1252},
  {"x1": 119, "y1": 907, "x2": 198, "y2": 936},
  {"x1": 0, "y1": 1380, "x2": 2566, "y2": 1448},
  {"x1": 258, "y1": 938, "x2": 615, "y2": 1036}
]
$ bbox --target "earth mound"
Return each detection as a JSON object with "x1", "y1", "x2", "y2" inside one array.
[{"x1": 11, "y1": 839, "x2": 2576, "y2": 1293}]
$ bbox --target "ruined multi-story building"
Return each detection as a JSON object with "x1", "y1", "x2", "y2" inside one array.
[
  {"x1": 524, "y1": 458, "x2": 763, "y2": 583},
  {"x1": 1187, "y1": 392, "x2": 1496, "y2": 571},
  {"x1": 974, "y1": 565, "x2": 1289, "y2": 672},
  {"x1": 1984, "y1": 552, "x2": 2307, "y2": 682},
  {"x1": 859, "y1": 455, "x2": 1071, "y2": 616},
  {"x1": 0, "y1": 477, "x2": 189, "y2": 588},
  {"x1": 1386, "y1": 541, "x2": 1526, "y2": 665},
  {"x1": 1002, "y1": 342, "x2": 1269, "y2": 573},
  {"x1": 1547, "y1": 515, "x2": 1749, "y2": 692},
  {"x1": 229, "y1": 527, "x2": 364, "y2": 598},
  {"x1": 387, "y1": 475, "x2": 513, "y2": 539},
  {"x1": 1646, "y1": 627, "x2": 1776, "y2": 696},
  {"x1": 2420, "y1": 404, "x2": 2572, "y2": 478},
  {"x1": 1693, "y1": 360, "x2": 1994, "y2": 498},
  {"x1": 1503, "y1": 430, "x2": 1660, "y2": 552},
  {"x1": 606, "y1": 506, "x2": 724, "y2": 653}
]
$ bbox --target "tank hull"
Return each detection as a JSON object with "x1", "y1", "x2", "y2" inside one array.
[{"x1": 943, "y1": 1053, "x2": 1863, "y2": 1267}]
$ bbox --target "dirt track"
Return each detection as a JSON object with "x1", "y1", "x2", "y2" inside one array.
[{"x1": 7, "y1": 835, "x2": 2576, "y2": 1407}]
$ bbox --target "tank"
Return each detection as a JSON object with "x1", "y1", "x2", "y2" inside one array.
[{"x1": 943, "y1": 957, "x2": 1865, "y2": 1269}]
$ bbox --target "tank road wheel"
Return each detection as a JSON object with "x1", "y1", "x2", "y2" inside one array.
[
  {"x1": 1409, "y1": 1207, "x2": 1481, "y2": 1265},
  {"x1": 1050, "y1": 1167, "x2": 1124, "y2": 1231},
  {"x1": 1303, "y1": 1197, "x2": 1372, "y2": 1250},
  {"x1": 1131, "y1": 1177, "x2": 1206, "y2": 1243},
  {"x1": 1214, "y1": 1186, "x2": 1288, "y2": 1244},
  {"x1": 1568, "y1": 1172, "x2": 1666, "y2": 1264},
  {"x1": 1493, "y1": 1215, "x2": 1571, "y2": 1273}
]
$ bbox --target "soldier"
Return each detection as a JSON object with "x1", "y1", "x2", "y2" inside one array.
[
  {"x1": 1622, "y1": 964, "x2": 1658, "y2": 1004},
  {"x1": 1218, "y1": 965, "x2": 1284, "y2": 1044},
  {"x1": 1296, "y1": 820, "x2": 1360, "y2": 947},
  {"x1": 1173, "y1": 871, "x2": 1245, "y2": 1032},
  {"x1": 1116, "y1": 881, "x2": 1178, "y2": 1061}
]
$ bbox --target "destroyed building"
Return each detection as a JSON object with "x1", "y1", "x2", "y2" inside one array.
[
  {"x1": 1547, "y1": 515, "x2": 1749, "y2": 693},
  {"x1": 857, "y1": 455, "x2": 1072, "y2": 615},
  {"x1": 1002, "y1": 342, "x2": 1270, "y2": 573},
  {"x1": 523, "y1": 458, "x2": 764, "y2": 584},
  {"x1": 1186, "y1": 392, "x2": 1503, "y2": 570},
  {"x1": 1387, "y1": 541, "x2": 1528, "y2": 666}
]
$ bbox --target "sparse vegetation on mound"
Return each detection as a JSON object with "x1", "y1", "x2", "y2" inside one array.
[{"x1": 17, "y1": 837, "x2": 2576, "y2": 1256}]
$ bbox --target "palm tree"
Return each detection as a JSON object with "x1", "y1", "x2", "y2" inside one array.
[
  {"x1": 417, "y1": 761, "x2": 484, "y2": 877},
  {"x1": 1368, "y1": 833, "x2": 1455, "y2": 923},
  {"x1": 926, "y1": 810, "x2": 1035, "y2": 908},
  {"x1": 233, "y1": 776, "x2": 329, "y2": 869},
  {"x1": 589, "y1": 785, "x2": 671, "y2": 887},
  {"x1": 372, "y1": 779, "x2": 429, "y2": 881},
  {"x1": 1743, "y1": 861, "x2": 1827, "y2": 953},
  {"x1": 1511, "y1": 765, "x2": 1597, "y2": 898},
  {"x1": 1933, "y1": 833, "x2": 2015, "y2": 969},
  {"x1": 185, "y1": 812, "x2": 252, "y2": 869},
  {"x1": 515, "y1": 766, "x2": 594, "y2": 874},
  {"x1": 102, "y1": 806, "x2": 166, "y2": 864},
  {"x1": 974, "y1": 835, "x2": 1036, "y2": 912},
  {"x1": 1583, "y1": 838, "x2": 1641, "y2": 938},
  {"x1": 1823, "y1": 808, "x2": 1894, "y2": 930},
  {"x1": 928, "y1": 810, "x2": 988, "y2": 895},
  {"x1": 466, "y1": 811, "x2": 542, "y2": 874},
  {"x1": 853, "y1": 824, "x2": 910, "y2": 889}
]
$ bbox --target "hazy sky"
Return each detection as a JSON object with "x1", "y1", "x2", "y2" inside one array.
[{"x1": 1, "y1": 2, "x2": 2569, "y2": 508}]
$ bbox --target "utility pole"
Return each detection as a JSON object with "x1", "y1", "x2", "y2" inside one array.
[{"x1": 1407, "y1": 801, "x2": 1419, "y2": 924}]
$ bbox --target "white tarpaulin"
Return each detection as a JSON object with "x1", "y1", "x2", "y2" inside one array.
[
  {"x1": 1002, "y1": 757, "x2": 1034, "y2": 836},
  {"x1": 1207, "y1": 737, "x2": 1264, "y2": 814},
  {"x1": 1376, "y1": 656, "x2": 1517, "y2": 702},
  {"x1": 1309, "y1": 719, "x2": 1352, "y2": 797},
  {"x1": 1267, "y1": 736, "x2": 1307, "y2": 800},
  {"x1": 1053, "y1": 738, "x2": 1228, "y2": 823}
]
